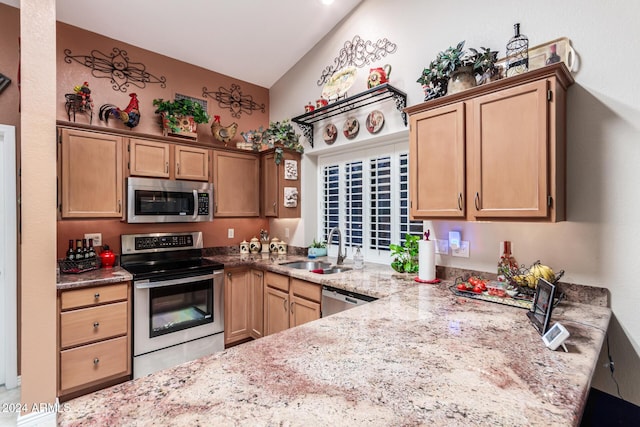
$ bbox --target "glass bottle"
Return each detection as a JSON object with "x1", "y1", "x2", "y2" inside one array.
[
  {"x1": 497, "y1": 241, "x2": 518, "y2": 282},
  {"x1": 66, "y1": 240, "x2": 76, "y2": 261},
  {"x1": 506, "y1": 23, "x2": 529, "y2": 77},
  {"x1": 353, "y1": 246, "x2": 364, "y2": 270},
  {"x1": 88, "y1": 239, "x2": 96, "y2": 259},
  {"x1": 75, "y1": 239, "x2": 83, "y2": 259},
  {"x1": 82, "y1": 238, "x2": 90, "y2": 259}
]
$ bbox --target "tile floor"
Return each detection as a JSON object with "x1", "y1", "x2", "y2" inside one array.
[{"x1": 0, "y1": 385, "x2": 20, "y2": 426}]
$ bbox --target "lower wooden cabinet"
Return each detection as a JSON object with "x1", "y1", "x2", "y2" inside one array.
[
  {"x1": 263, "y1": 272, "x2": 321, "y2": 336},
  {"x1": 224, "y1": 267, "x2": 264, "y2": 346},
  {"x1": 57, "y1": 282, "x2": 131, "y2": 400}
]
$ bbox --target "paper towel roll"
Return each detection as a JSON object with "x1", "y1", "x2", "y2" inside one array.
[{"x1": 418, "y1": 240, "x2": 436, "y2": 281}]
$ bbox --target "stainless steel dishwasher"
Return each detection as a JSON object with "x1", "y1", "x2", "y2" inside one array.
[{"x1": 321, "y1": 285, "x2": 377, "y2": 317}]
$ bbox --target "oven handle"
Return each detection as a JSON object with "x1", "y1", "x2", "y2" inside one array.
[
  {"x1": 192, "y1": 190, "x2": 198, "y2": 219},
  {"x1": 134, "y1": 272, "x2": 218, "y2": 289}
]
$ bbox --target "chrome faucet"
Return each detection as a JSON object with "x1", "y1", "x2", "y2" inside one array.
[{"x1": 327, "y1": 227, "x2": 347, "y2": 265}]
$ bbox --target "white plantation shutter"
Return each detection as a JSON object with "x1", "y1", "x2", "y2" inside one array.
[{"x1": 319, "y1": 142, "x2": 422, "y2": 263}]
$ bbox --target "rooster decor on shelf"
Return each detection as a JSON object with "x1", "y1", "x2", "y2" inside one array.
[
  {"x1": 98, "y1": 93, "x2": 141, "y2": 129},
  {"x1": 210, "y1": 115, "x2": 238, "y2": 145}
]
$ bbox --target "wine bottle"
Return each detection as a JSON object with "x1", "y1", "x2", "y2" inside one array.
[
  {"x1": 75, "y1": 239, "x2": 83, "y2": 259},
  {"x1": 66, "y1": 240, "x2": 75, "y2": 261},
  {"x1": 88, "y1": 239, "x2": 96, "y2": 259},
  {"x1": 82, "y1": 239, "x2": 90, "y2": 259}
]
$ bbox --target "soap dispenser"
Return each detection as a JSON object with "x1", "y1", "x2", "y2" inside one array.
[{"x1": 354, "y1": 246, "x2": 364, "y2": 270}]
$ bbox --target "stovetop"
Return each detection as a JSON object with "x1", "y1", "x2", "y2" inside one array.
[{"x1": 122, "y1": 257, "x2": 223, "y2": 280}]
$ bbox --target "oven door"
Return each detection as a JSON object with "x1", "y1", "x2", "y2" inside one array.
[{"x1": 134, "y1": 269, "x2": 224, "y2": 356}]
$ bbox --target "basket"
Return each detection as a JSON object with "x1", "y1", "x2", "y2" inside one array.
[
  {"x1": 58, "y1": 257, "x2": 101, "y2": 274},
  {"x1": 502, "y1": 260, "x2": 564, "y2": 296}
]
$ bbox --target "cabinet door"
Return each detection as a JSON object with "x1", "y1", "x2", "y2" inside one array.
[
  {"x1": 249, "y1": 269, "x2": 264, "y2": 339},
  {"x1": 470, "y1": 79, "x2": 549, "y2": 219},
  {"x1": 290, "y1": 295, "x2": 320, "y2": 328},
  {"x1": 224, "y1": 268, "x2": 251, "y2": 345},
  {"x1": 264, "y1": 286, "x2": 289, "y2": 336},
  {"x1": 213, "y1": 150, "x2": 260, "y2": 217},
  {"x1": 59, "y1": 128, "x2": 123, "y2": 218},
  {"x1": 128, "y1": 139, "x2": 170, "y2": 178},
  {"x1": 409, "y1": 103, "x2": 466, "y2": 218},
  {"x1": 261, "y1": 152, "x2": 278, "y2": 217},
  {"x1": 175, "y1": 145, "x2": 210, "y2": 181}
]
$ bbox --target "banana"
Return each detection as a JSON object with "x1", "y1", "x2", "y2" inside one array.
[{"x1": 529, "y1": 262, "x2": 555, "y2": 283}]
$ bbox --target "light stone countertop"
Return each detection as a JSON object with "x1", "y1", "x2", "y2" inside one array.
[
  {"x1": 57, "y1": 254, "x2": 611, "y2": 426},
  {"x1": 56, "y1": 266, "x2": 133, "y2": 290}
]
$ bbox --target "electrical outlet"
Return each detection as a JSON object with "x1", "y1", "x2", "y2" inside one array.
[
  {"x1": 227, "y1": 228, "x2": 234, "y2": 238},
  {"x1": 451, "y1": 241, "x2": 470, "y2": 258},
  {"x1": 84, "y1": 233, "x2": 102, "y2": 247},
  {"x1": 285, "y1": 228, "x2": 290, "y2": 238},
  {"x1": 435, "y1": 239, "x2": 449, "y2": 255}
]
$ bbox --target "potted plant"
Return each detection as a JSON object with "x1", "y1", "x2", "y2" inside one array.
[
  {"x1": 308, "y1": 239, "x2": 327, "y2": 257},
  {"x1": 417, "y1": 41, "x2": 498, "y2": 101},
  {"x1": 249, "y1": 120, "x2": 304, "y2": 164},
  {"x1": 389, "y1": 234, "x2": 420, "y2": 273},
  {"x1": 152, "y1": 98, "x2": 211, "y2": 138}
]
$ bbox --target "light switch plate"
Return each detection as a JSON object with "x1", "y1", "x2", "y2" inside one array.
[
  {"x1": 84, "y1": 233, "x2": 102, "y2": 247},
  {"x1": 435, "y1": 239, "x2": 449, "y2": 255},
  {"x1": 452, "y1": 241, "x2": 470, "y2": 258}
]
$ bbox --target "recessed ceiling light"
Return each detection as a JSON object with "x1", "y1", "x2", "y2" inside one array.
[{"x1": 322, "y1": 0, "x2": 335, "y2": 5}]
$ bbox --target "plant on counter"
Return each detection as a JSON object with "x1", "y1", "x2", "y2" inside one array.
[
  {"x1": 308, "y1": 238, "x2": 327, "y2": 257},
  {"x1": 389, "y1": 234, "x2": 420, "y2": 273},
  {"x1": 250, "y1": 120, "x2": 304, "y2": 164},
  {"x1": 416, "y1": 41, "x2": 499, "y2": 101},
  {"x1": 152, "y1": 98, "x2": 211, "y2": 133}
]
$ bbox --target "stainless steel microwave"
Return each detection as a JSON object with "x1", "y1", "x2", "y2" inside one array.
[{"x1": 126, "y1": 177, "x2": 213, "y2": 223}]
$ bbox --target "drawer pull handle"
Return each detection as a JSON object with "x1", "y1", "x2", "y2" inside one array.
[
  {"x1": 93, "y1": 321, "x2": 100, "y2": 328},
  {"x1": 93, "y1": 358, "x2": 100, "y2": 365},
  {"x1": 94, "y1": 293, "x2": 100, "y2": 299}
]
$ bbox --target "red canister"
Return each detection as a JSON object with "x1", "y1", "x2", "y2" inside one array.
[{"x1": 99, "y1": 245, "x2": 116, "y2": 268}]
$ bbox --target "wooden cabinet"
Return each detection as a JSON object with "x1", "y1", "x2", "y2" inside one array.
[
  {"x1": 261, "y1": 150, "x2": 301, "y2": 218},
  {"x1": 58, "y1": 128, "x2": 124, "y2": 218},
  {"x1": 212, "y1": 150, "x2": 260, "y2": 217},
  {"x1": 224, "y1": 267, "x2": 264, "y2": 346},
  {"x1": 128, "y1": 138, "x2": 210, "y2": 181},
  {"x1": 263, "y1": 272, "x2": 321, "y2": 336},
  {"x1": 407, "y1": 63, "x2": 573, "y2": 222},
  {"x1": 58, "y1": 282, "x2": 131, "y2": 400}
]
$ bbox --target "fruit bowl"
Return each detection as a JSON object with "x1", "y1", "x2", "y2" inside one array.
[{"x1": 503, "y1": 260, "x2": 564, "y2": 296}]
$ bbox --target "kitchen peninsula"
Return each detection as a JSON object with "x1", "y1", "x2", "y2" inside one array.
[{"x1": 57, "y1": 257, "x2": 610, "y2": 426}]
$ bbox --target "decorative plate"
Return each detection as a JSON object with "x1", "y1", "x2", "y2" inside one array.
[
  {"x1": 323, "y1": 124, "x2": 338, "y2": 145},
  {"x1": 322, "y1": 66, "x2": 357, "y2": 101},
  {"x1": 343, "y1": 117, "x2": 359, "y2": 139},
  {"x1": 366, "y1": 110, "x2": 385, "y2": 134}
]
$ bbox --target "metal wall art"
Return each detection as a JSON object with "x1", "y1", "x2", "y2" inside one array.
[
  {"x1": 64, "y1": 47, "x2": 167, "y2": 93},
  {"x1": 317, "y1": 35, "x2": 398, "y2": 86},
  {"x1": 202, "y1": 84, "x2": 265, "y2": 118}
]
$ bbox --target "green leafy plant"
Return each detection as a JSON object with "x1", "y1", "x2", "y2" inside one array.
[
  {"x1": 417, "y1": 41, "x2": 498, "y2": 101},
  {"x1": 389, "y1": 234, "x2": 420, "y2": 273},
  {"x1": 310, "y1": 239, "x2": 327, "y2": 248},
  {"x1": 250, "y1": 119, "x2": 304, "y2": 164},
  {"x1": 152, "y1": 98, "x2": 211, "y2": 133}
]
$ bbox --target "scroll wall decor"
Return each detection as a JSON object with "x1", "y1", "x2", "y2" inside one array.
[
  {"x1": 64, "y1": 47, "x2": 167, "y2": 93},
  {"x1": 202, "y1": 84, "x2": 265, "y2": 118},
  {"x1": 317, "y1": 35, "x2": 398, "y2": 86}
]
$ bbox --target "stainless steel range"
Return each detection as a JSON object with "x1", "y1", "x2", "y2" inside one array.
[{"x1": 120, "y1": 231, "x2": 224, "y2": 379}]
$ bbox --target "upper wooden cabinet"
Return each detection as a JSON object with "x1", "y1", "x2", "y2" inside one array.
[
  {"x1": 128, "y1": 138, "x2": 210, "y2": 182},
  {"x1": 261, "y1": 150, "x2": 301, "y2": 218},
  {"x1": 212, "y1": 150, "x2": 260, "y2": 217},
  {"x1": 407, "y1": 63, "x2": 573, "y2": 222},
  {"x1": 58, "y1": 128, "x2": 124, "y2": 218}
]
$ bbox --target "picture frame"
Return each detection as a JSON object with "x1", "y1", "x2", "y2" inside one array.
[{"x1": 526, "y1": 278, "x2": 557, "y2": 335}]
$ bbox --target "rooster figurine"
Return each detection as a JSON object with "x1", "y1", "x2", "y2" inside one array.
[
  {"x1": 211, "y1": 115, "x2": 238, "y2": 146},
  {"x1": 98, "y1": 93, "x2": 141, "y2": 129}
]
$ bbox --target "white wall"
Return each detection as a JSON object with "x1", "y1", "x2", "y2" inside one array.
[{"x1": 270, "y1": 0, "x2": 640, "y2": 404}]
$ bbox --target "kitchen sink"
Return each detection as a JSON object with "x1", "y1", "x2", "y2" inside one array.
[
  {"x1": 280, "y1": 261, "x2": 331, "y2": 270},
  {"x1": 321, "y1": 267, "x2": 352, "y2": 274}
]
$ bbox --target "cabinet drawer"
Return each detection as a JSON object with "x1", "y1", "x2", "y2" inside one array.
[
  {"x1": 265, "y1": 272, "x2": 289, "y2": 292},
  {"x1": 291, "y1": 279, "x2": 321, "y2": 303},
  {"x1": 60, "y1": 283, "x2": 128, "y2": 310},
  {"x1": 60, "y1": 302, "x2": 128, "y2": 348},
  {"x1": 60, "y1": 336, "x2": 129, "y2": 392}
]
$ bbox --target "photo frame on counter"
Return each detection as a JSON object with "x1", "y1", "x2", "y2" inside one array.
[{"x1": 526, "y1": 278, "x2": 557, "y2": 335}]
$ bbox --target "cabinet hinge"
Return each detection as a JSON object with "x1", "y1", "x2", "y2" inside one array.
[
  {"x1": 547, "y1": 90, "x2": 553, "y2": 101},
  {"x1": 547, "y1": 195, "x2": 553, "y2": 207}
]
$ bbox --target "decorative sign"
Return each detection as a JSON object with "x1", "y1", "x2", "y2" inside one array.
[
  {"x1": 283, "y1": 187, "x2": 298, "y2": 208},
  {"x1": 202, "y1": 84, "x2": 265, "y2": 118},
  {"x1": 317, "y1": 35, "x2": 398, "y2": 86},
  {"x1": 64, "y1": 47, "x2": 167, "y2": 93},
  {"x1": 284, "y1": 160, "x2": 298, "y2": 180}
]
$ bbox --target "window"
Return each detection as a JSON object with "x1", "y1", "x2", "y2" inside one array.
[{"x1": 319, "y1": 143, "x2": 422, "y2": 264}]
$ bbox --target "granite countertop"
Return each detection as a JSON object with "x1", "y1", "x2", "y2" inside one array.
[
  {"x1": 58, "y1": 254, "x2": 611, "y2": 426},
  {"x1": 57, "y1": 266, "x2": 133, "y2": 290}
]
